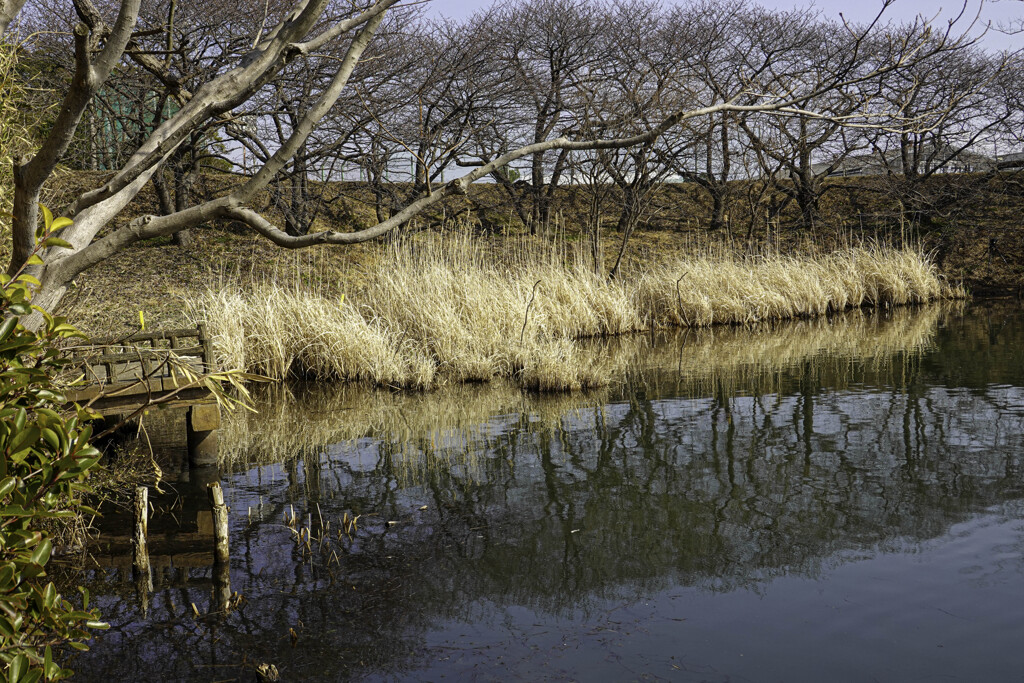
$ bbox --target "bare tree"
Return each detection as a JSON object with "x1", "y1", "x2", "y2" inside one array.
[
  {"x1": 660, "y1": 0, "x2": 755, "y2": 234},
  {"x1": 993, "y1": 0, "x2": 1024, "y2": 34},
  {"x1": 576, "y1": 0, "x2": 697, "y2": 277},
  {"x1": 244, "y1": 12, "x2": 415, "y2": 233},
  {"x1": 736, "y1": 9, "x2": 889, "y2": 229},
  {"x1": 467, "y1": 0, "x2": 605, "y2": 235},
  {"x1": 866, "y1": 39, "x2": 1019, "y2": 227},
  {"x1": 354, "y1": 11, "x2": 508, "y2": 225}
]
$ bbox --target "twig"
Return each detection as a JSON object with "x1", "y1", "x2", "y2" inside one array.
[
  {"x1": 520, "y1": 280, "x2": 541, "y2": 346},
  {"x1": 675, "y1": 273, "x2": 688, "y2": 325}
]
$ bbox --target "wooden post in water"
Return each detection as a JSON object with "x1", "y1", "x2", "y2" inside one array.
[
  {"x1": 190, "y1": 326, "x2": 219, "y2": 466},
  {"x1": 207, "y1": 482, "x2": 230, "y2": 564},
  {"x1": 187, "y1": 402, "x2": 221, "y2": 467},
  {"x1": 132, "y1": 486, "x2": 150, "y2": 573},
  {"x1": 207, "y1": 482, "x2": 231, "y2": 611},
  {"x1": 132, "y1": 486, "x2": 152, "y2": 614}
]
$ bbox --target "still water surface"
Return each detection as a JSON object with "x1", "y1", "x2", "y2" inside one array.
[{"x1": 68, "y1": 302, "x2": 1024, "y2": 681}]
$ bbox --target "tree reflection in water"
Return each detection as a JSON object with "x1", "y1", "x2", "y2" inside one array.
[{"x1": 65, "y1": 301, "x2": 1024, "y2": 681}]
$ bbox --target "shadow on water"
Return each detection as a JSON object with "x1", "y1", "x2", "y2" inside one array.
[{"x1": 62, "y1": 300, "x2": 1024, "y2": 681}]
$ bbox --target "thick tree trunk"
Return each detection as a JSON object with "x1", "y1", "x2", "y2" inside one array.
[
  {"x1": 529, "y1": 167, "x2": 546, "y2": 237},
  {"x1": 153, "y1": 170, "x2": 174, "y2": 216},
  {"x1": 710, "y1": 190, "x2": 726, "y2": 232},
  {"x1": 171, "y1": 164, "x2": 195, "y2": 247},
  {"x1": 10, "y1": 160, "x2": 40, "y2": 277},
  {"x1": 171, "y1": 227, "x2": 193, "y2": 248},
  {"x1": 155, "y1": 166, "x2": 194, "y2": 247},
  {"x1": 796, "y1": 184, "x2": 819, "y2": 229}
]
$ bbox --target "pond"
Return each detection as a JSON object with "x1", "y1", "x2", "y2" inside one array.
[{"x1": 63, "y1": 301, "x2": 1024, "y2": 682}]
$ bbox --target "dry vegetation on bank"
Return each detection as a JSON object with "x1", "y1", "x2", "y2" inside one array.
[{"x1": 189, "y1": 230, "x2": 961, "y2": 391}]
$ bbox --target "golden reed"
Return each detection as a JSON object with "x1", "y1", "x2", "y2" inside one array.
[{"x1": 192, "y1": 232, "x2": 961, "y2": 391}]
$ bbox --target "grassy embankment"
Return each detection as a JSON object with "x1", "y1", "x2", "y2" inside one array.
[
  {"x1": 37, "y1": 169, "x2": 1021, "y2": 339},
  {"x1": 189, "y1": 229, "x2": 961, "y2": 391}
]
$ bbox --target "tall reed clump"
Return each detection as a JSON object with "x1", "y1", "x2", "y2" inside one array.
[
  {"x1": 198, "y1": 283, "x2": 437, "y2": 388},
  {"x1": 190, "y1": 231, "x2": 961, "y2": 391},
  {"x1": 634, "y1": 246, "x2": 955, "y2": 328}
]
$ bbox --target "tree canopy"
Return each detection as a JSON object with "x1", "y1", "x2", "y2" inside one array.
[{"x1": 0, "y1": 0, "x2": 1018, "y2": 321}]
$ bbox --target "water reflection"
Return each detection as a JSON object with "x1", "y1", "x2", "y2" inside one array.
[{"x1": 67, "y1": 301, "x2": 1024, "y2": 681}]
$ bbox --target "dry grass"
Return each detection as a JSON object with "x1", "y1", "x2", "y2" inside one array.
[
  {"x1": 635, "y1": 244, "x2": 958, "y2": 327},
  {"x1": 218, "y1": 301, "x2": 956, "y2": 471},
  {"x1": 189, "y1": 231, "x2": 961, "y2": 391}
]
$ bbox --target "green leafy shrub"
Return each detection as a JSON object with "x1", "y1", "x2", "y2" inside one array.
[{"x1": 0, "y1": 208, "x2": 106, "y2": 682}]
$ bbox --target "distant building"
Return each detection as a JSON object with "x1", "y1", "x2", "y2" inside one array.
[
  {"x1": 809, "y1": 143, "x2": 1017, "y2": 178},
  {"x1": 995, "y1": 151, "x2": 1024, "y2": 170}
]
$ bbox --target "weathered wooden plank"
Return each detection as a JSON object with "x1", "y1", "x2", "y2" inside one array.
[
  {"x1": 67, "y1": 346, "x2": 206, "y2": 365},
  {"x1": 111, "y1": 360, "x2": 149, "y2": 383},
  {"x1": 63, "y1": 387, "x2": 214, "y2": 413},
  {"x1": 64, "y1": 386, "x2": 102, "y2": 401},
  {"x1": 75, "y1": 328, "x2": 202, "y2": 347}
]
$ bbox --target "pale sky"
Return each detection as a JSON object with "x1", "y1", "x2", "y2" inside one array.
[{"x1": 427, "y1": 0, "x2": 1021, "y2": 50}]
